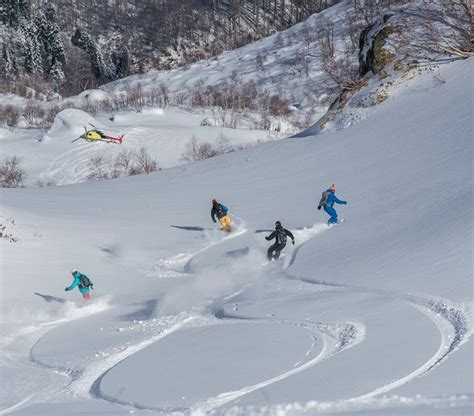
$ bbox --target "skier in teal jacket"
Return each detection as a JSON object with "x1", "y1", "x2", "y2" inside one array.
[{"x1": 65, "y1": 269, "x2": 93, "y2": 299}]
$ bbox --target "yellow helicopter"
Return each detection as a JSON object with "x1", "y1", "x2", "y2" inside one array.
[{"x1": 72, "y1": 125, "x2": 124, "y2": 144}]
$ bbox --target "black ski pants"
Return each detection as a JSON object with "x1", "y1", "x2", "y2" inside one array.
[{"x1": 267, "y1": 242, "x2": 286, "y2": 260}]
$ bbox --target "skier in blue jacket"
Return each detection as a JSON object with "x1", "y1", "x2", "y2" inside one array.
[
  {"x1": 65, "y1": 269, "x2": 93, "y2": 300},
  {"x1": 318, "y1": 184, "x2": 347, "y2": 225}
]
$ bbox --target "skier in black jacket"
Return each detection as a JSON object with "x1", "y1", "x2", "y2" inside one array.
[{"x1": 265, "y1": 221, "x2": 295, "y2": 260}]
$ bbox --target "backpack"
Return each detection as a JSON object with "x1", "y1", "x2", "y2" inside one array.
[
  {"x1": 319, "y1": 191, "x2": 330, "y2": 207},
  {"x1": 78, "y1": 273, "x2": 91, "y2": 289},
  {"x1": 276, "y1": 228, "x2": 287, "y2": 245},
  {"x1": 216, "y1": 204, "x2": 228, "y2": 217}
]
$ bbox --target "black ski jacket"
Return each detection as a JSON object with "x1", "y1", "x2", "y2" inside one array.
[
  {"x1": 211, "y1": 203, "x2": 228, "y2": 222},
  {"x1": 266, "y1": 228, "x2": 294, "y2": 245}
]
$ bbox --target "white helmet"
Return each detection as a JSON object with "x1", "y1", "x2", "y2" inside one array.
[{"x1": 71, "y1": 268, "x2": 77, "y2": 275}]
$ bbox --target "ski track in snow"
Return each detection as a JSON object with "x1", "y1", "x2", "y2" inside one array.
[
  {"x1": 283, "y1": 233, "x2": 473, "y2": 404},
  {"x1": 11, "y1": 220, "x2": 472, "y2": 414},
  {"x1": 195, "y1": 314, "x2": 364, "y2": 413},
  {"x1": 9, "y1": 222, "x2": 254, "y2": 414},
  {"x1": 40, "y1": 143, "x2": 97, "y2": 185},
  {"x1": 39, "y1": 130, "x2": 142, "y2": 185},
  {"x1": 0, "y1": 300, "x2": 111, "y2": 415},
  {"x1": 92, "y1": 220, "x2": 471, "y2": 412},
  {"x1": 0, "y1": 395, "x2": 36, "y2": 416},
  {"x1": 88, "y1": 220, "x2": 366, "y2": 413}
]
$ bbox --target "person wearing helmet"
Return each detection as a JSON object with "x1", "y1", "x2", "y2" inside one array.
[
  {"x1": 211, "y1": 199, "x2": 232, "y2": 232},
  {"x1": 65, "y1": 269, "x2": 93, "y2": 300},
  {"x1": 265, "y1": 221, "x2": 295, "y2": 261},
  {"x1": 318, "y1": 184, "x2": 347, "y2": 225}
]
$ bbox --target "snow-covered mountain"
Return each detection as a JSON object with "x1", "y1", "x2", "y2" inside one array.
[
  {"x1": 3, "y1": 0, "x2": 471, "y2": 189},
  {"x1": 1, "y1": 0, "x2": 473, "y2": 414},
  {"x1": 1, "y1": 43, "x2": 472, "y2": 416},
  {"x1": 0, "y1": 0, "x2": 340, "y2": 95}
]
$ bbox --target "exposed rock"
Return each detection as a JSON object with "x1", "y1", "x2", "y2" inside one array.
[{"x1": 359, "y1": 16, "x2": 395, "y2": 77}]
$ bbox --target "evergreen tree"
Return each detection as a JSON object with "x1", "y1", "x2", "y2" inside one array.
[
  {"x1": 18, "y1": 0, "x2": 30, "y2": 18},
  {"x1": 1, "y1": 0, "x2": 17, "y2": 27},
  {"x1": 18, "y1": 17, "x2": 42, "y2": 74},
  {"x1": 43, "y1": 5, "x2": 66, "y2": 80},
  {"x1": 71, "y1": 28, "x2": 114, "y2": 80},
  {"x1": 0, "y1": 0, "x2": 30, "y2": 27},
  {"x1": 2, "y1": 44, "x2": 18, "y2": 78},
  {"x1": 115, "y1": 46, "x2": 130, "y2": 79}
]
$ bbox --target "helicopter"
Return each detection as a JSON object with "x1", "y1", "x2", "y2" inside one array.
[{"x1": 71, "y1": 124, "x2": 124, "y2": 144}]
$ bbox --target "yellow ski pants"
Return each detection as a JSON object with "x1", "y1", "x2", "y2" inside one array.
[{"x1": 219, "y1": 215, "x2": 232, "y2": 232}]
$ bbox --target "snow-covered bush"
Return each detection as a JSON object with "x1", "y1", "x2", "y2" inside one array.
[
  {"x1": 86, "y1": 156, "x2": 111, "y2": 181},
  {"x1": 86, "y1": 147, "x2": 158, "y2": 180},
  {"x1": 125, "y1": 83, "x2": 145, "y2": 113},
  {"x1": 34, "y1": 179, "x2": 56, "y2": 187},
  {"x1": 129, "y1": 146, "x2": 158, "y2": 175},
  {"x1": 0, "y1": 105, "x2": 20, "y2": 128},
  {"x1": 113, "y1": 149, "x2": 134, "y2": 174},
  {"x1": 181, "y1": 136, "x2": 220, "y2": 162},
  {"x1": 23, "y1": 101, "x2": 47, "y2": 127},
  {"x1": 0, "y1": 156, "x2": 26, "y2": 188},
  {"x1": 181, "y1": 134, "x2": 248, "y2": 162}
]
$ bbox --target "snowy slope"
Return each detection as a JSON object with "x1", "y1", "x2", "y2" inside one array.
[
  {"x1": 100, "y1": 1, "x2": 350, "y2": 124},
  {"x1": 0, "y1": 0, "x2": 352, "y2": 132},
  {"x1": 0, "y1": 58, "x2": 472, "y2": 416},
  {"x1": 0, "y1": 107, "x2": 273, "y2": 185}
]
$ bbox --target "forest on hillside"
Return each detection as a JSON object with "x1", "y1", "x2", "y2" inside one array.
[{"x1": 0, "y1": 0, "x2": 340, "y2": 95}]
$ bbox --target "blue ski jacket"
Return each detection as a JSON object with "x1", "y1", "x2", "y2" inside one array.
[
  {"x1": 66, "y1": 271, "x2": 92, "y2": 295},
  {"x1": 325, "y1": 190, "x2": 347, "y2": 208}
]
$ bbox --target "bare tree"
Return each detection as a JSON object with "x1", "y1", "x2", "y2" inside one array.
[
  {"x1": 131, "y1": 146, "x2": 157, "y2": 174},
  {"x1": 114, "y1": 149, "x2": 133, "y2": 173},
  {"x1": 23, "y1": 101, "x2": 47, "y2": 127},
  {"x1": 182, "y1": 136, "x2": 220, "y2": 162},
  {"x1": 126, "y1": 83, "x2": 145, "y2": 112},
  {"x1": 0, "y1": 105, "x2": 20, "y2": 128},
  {"x1": 87, "y1": 156, "x2": 111, "y2": 180},
  {"x1": 319, "y1": 18, "x2": 360, "y2": 91},
  {"x1": 0, "y1": 156, "x2": 27, "y2": 188},
  {"x1": 351, "y1": 0, "x2": 379, "y2": 26},
  {"x1": 423, "y1": 0, "x2": 473, "y2": 58}
]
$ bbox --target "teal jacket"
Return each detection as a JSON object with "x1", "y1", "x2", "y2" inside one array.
[{"x1": 66, "y1": 272, "x2": 92, "y2": 294}]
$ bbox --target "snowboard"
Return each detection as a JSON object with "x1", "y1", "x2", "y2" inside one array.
[{"x1": 328, "y1": 218, "x2": 345, "y2": 227}]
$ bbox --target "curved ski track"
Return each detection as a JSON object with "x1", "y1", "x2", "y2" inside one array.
[
  {"x1": 89, "y1": 222, "x2": 365, "y2": 413},
  {"x1": 284, "y1": 234, "x2": 472, "y2": 403},
  {"x1": 12, "y1": 220, "x2": 472, "y2": 415}
]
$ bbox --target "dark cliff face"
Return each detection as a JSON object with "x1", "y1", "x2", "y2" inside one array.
[{"x1": 359, "y1": 15, "x2": 395, "y2": 77}]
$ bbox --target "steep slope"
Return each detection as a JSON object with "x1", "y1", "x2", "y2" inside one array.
[{"x1": 0, "y1": 58, "x2": 472, "y2": 415}]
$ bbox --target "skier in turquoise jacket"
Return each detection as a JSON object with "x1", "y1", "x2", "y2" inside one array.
[
  {"x1": 318, "y1": 184, "x2": 347, "y2": 225},
  {"x1": 65, "y1": 269, "x2": 93, "y2": 300}
]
